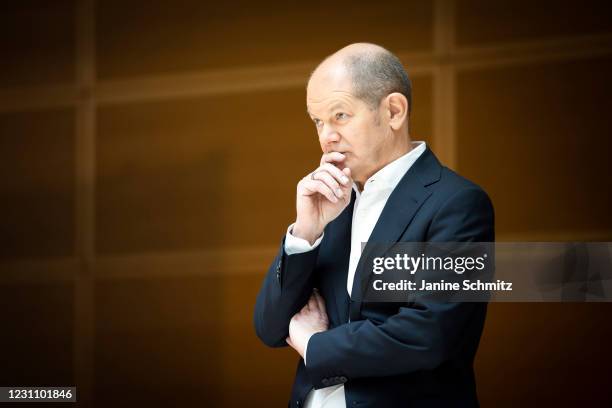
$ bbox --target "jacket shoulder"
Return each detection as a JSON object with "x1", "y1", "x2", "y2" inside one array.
[{"x1": 434, "y1": 166, "x2": 491, "y2": 200}]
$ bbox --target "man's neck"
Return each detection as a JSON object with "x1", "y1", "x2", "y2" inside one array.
[{"x1": 355, "y1": 140, "x2": 413, "y2": 192}]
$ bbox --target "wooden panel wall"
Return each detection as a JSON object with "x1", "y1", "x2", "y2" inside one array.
[{"x1": 1, "y1": 0, "x2": 611, "y2": 407}]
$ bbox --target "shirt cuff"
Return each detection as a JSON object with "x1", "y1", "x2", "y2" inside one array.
[{"x1": 284, "y1": 223, "x2": 324, "y2": 255}]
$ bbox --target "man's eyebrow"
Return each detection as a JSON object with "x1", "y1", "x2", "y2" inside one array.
[
  {"x1": 329, "y1": 102, "x2": 349, "y2": 111},
  {"x1": 307, "y1": 102, "x2": 349, "y2": 117}
]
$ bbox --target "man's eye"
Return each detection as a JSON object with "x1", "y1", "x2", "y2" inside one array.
[
  {"x1": 313, "y1": 119, "x2": 322, "y2": 127},
  {"x1": 336, "y1": 112, "x2": 348, "y2": 120}
]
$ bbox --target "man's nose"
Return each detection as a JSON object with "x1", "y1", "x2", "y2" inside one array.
[{"x1": 319, "y1": 124, "x2": 340, "y2": 146}]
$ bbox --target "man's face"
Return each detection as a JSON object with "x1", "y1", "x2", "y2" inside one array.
[{"x1": 306, "y1": 67, "x2": 390, "y2": 183}]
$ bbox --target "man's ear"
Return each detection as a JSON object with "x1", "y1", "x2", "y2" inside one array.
[{"x1": 384, "y1": 92, "x2": 409, "y2": 131}]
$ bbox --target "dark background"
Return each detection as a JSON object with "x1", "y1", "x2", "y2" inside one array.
[{"x1": 1, "y1": 0, "x2": 611, "y2": 406}]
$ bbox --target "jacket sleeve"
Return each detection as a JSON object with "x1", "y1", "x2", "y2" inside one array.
[
  {"x1": 304, "y1": 187, "x2": 494, "y2": 388},
  {"x1": 253, "y1": 236, "x2": 321, "y2": 348}
]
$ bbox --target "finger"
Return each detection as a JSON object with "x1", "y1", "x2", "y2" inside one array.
[
  {"x1": 319, "y1": 163, "x2": 351, "y2": 186},
  {"x1": 302, "y1": 179, "x2": 338, "y2": 203},
  {"x1": 312, "y1": 171, "x2": 343, "y2": 198},
  {"x1": 313, "y1": 290, "x2": 327, "y2": 315},
  {"x1": 342, "y1": 167, "x2": 353, "y2": 194},
  {"x1": 320, "y1": 151, "x2": 346, "y2": 167},
  {"x1": 308, "y1": 292, "x2": 319, "y2": 312}
]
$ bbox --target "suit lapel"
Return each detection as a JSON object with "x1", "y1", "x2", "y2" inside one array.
[
  {"x1": 330, "y1": 189, "x2": 356, "y2": 324},
  {"x1": 349, "y1": 147, "x2": 442, "y2": 315}
]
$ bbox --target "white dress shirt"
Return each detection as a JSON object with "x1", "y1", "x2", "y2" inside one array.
[{"x1": 285, "y1": 141, "x2": 427, "y2": 408}]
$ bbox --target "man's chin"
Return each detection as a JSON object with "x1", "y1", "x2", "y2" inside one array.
[{"x1": 340, "y1": 154, "x2": 353, "y2": 168}]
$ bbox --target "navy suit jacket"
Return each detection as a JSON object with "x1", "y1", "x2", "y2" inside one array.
[{"x1": 254, "y1": 147, "x2": 495, "y2": 407}]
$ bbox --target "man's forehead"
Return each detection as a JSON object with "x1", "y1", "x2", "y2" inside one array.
[
  {"x1": 306, "y1": 91, "x2": 354, "y2": 115},
  {"x1": 306, "y1": 57, "x2": 357, "y2": 112},
  {"x1": 308, "y1": 60, "x2": 351, "y2": 90}
]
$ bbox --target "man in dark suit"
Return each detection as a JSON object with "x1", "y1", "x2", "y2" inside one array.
[{"x1": 254, "y1": 43, "x2": 494, "y2": 408}]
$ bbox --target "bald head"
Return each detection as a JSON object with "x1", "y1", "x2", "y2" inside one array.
[{"x1": 309, "y1": 43, "x2": 412, "y2": 114}]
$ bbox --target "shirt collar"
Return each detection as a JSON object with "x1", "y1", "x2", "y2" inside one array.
[{"x1": 353, "y1": 141, "x2": 427, "y2": 194}]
